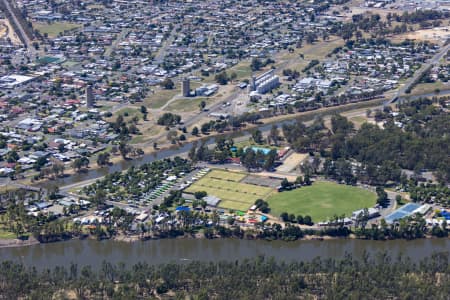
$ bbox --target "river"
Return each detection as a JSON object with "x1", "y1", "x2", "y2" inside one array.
[
  {"x1": 0, "y1": 238, "x2": 448, "y2": 270},
  {"x1": 42, "y1": 99, "x2": 386, "y2": 190}
]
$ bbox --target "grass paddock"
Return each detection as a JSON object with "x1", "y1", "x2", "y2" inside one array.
[
  {"x1": 267, "y1": 181, "x2": 376, "y2": 222},
  {"x1": 185, "y1": 170, "x2": 273, "y2": 211}
]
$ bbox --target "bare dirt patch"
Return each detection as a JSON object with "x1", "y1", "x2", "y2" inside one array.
[{"x1": 0, "y1": 19, "x2": 21, "y2": 45}]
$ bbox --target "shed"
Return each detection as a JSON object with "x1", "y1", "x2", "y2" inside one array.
[
  {"x1": 204, "y1": 195, "x2": 221, "y2": 207},
  {"x1": 35, "y1": 202, "x2": 52, "y2": 210}
]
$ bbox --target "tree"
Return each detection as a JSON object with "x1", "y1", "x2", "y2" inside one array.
[
  {"x1": 157, "y1": 113, "x2": 181, "y2": 126},
  {"x1": 167, "y1": 131, "x2": 178, "y2": 144},
  {"x1": 97, "y1": 153, "x2": 111, "y2": 166},
  {"x1": 119, "y1": 141, "x2": 131, "y2": 159},
  {"x1": 140, "y1": 105, "x2": 147, "y2": 116},
  {"x1": 250, "y1": 58, "x2": 262, "y2": 71},
  {"x1": 199, "y1": 100, "x2": 206, "y2": 111},
  {"x1": 215, "y1": 71, "x2": 229, "y2": 85},
  {"x1": 268, "y1": 125, "x2": 280, "y2": 146},
  {"x1": 92, "y1": 188, "x2": 106, "y2": 208},
  {"x1": 303, "y1": 215, "x2": 313, "y2": 226},
  {"x1": 6, "y1": 150, "x2": 19, "y2": 163},
  {"x1": 191, "y1": 126, "x2": 199, "y2": 136},
  {"x1": 51, "y1": 160, "x2": 65, "y2": 178},
  {"x1": 304, "y1": 174, "x2": 311, "y2": 186},
  {"x1": 72, "y1": 157, "x2": 89, "y2": 172},
  {"x1": 280, "y1": 212, "x2": 289, "y2": 222},
  {"x1": 129, "y1": 124, "x2": 139, "y2": 135},
  {"x1": 160, "y1": 78, "x2": 174, "y2": 89},
  {"x1": 241, "y1": 148, "x2": 257, "y2": 171},
  {"x1": 376, "y1": 187, "x2": 389, "y2": 207},
  {"x1": 289, "y1": 214, "x2": 296, "y2": 223},
  {"x1": 281, "y1": 178, "x2": 290, "y2": 190},
  {"x1": 188, "y1": 144, "x2": 197, "y2": 162},
  {"x1": 263, "y1": 149, "x2": 277, "y2": 171},
  {"x1": 194, "y1": 191, "x2": 207, "y2": 200},
  {"x1": 251, "y1": 129, "x2": 264, "y2": 144}
]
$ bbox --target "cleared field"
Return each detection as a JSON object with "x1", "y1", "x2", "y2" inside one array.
[
  {"x1": 185, "y1": 170, "x2": 273, "y2": 211},
  {"x1": 164, "y1": 97, "x2": 211, "y2": 112},
  {"x1": 348, "y1": 115, "x2": 377, "y2": 129},
  {"x1": 145, "y1": 88, "x2": 179, "y2": 109},
  {"x1": 33, "y1": 22, "x2": 81, "y2": 37},
  {"x1": 410, "y1": 81, "x2": 450, "y2": 96},
  {"x1": 229, "y1": 62, "x2": 252, "y2": 80},
  {"x1": 389, "y1": 27, "x2": 450, "y2": 44},
  {"x1": 277, "y1": 152, "x2": 307, "y2": 173},
  {"x1": 267, "y1": 181, "x2": 376, "y2": 222}
]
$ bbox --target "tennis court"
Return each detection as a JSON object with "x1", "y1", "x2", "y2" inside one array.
[{"x1": 385, "y1": 202, "x2": 422, "y2": 224}]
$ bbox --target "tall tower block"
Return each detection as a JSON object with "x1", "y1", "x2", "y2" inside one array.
[{"x1": 86, "y1": 85, "x2": 94, "y2": 108}]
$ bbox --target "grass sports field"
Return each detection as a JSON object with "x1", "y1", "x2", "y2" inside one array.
[
  {"x1": 33, "y1": 22, "x2": 81, "y2": 38},
  {"x1": 185, "y1": 170, "x2": 273, "y2": 211},
  {"x1": 267, "y1": 181, "x2": 376, "y2": 222}
]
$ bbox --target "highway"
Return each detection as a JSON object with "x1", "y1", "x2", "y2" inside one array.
[
  {"x1": 0, "y1": 0, "x2": 36, "y2": 57},
  {"x1": 386, "y1": 43, "x2": 450, "y2": 105}
]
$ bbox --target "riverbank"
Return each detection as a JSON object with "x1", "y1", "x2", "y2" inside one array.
[
  {"x1": 1, "y1": 228, "x2": 447, "y2": 249},
  {"x1": 27, "y1": 97, "x2": 387, "y2": 190},
  {"x1": 0, "y1": 236, "x2": 39, "y2": 249}
]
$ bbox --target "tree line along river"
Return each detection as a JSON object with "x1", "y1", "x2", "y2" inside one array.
[
  {"x1": 19, "y1": 99, "x2": 447, "y2": 271},
  {"x1": 0, "y1": 238, "x2": 449, "y2": 271},
  {"x1": 41, "y1": 99, "x2": 386, "y2": 189}
]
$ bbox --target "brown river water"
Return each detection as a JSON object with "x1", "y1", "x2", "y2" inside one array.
[{"x1": 0, "y1": 238, "x2": 448, "y2": 270}]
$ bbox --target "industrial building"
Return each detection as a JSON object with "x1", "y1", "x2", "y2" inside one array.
[
  {"x1": 85, "y1": 85, "x2": 94, "y2": 108},
  {"x1": 195, "y1": 84, "x2": 218, "y2": 96},
  {"x1": 0, "y1": 74, "x2": 37, "y2": 89},
  {"x1": 249, "y1": 69, "x2": 280, "y2": 94},
  {"x1": 182, "y1": 78, "x2": 190, "y2": 97}
]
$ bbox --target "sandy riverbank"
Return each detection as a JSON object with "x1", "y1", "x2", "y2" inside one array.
[{"x1": 0, "y1": 237, "x2": 40, "y2": 249}]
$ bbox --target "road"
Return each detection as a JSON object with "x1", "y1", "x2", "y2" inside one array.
[
  {"x1": 0, "y1": 0, "x2": 36, "y2": 57},
  {"x1": 154, "y1": 25, "x2": 179, "y2": 65},
  {"x1": 104, "y1": 28, "x2": 130, "y2": 57},
  {"x1": 386, "y1": 43, "x2": 450, "y2": 105}
]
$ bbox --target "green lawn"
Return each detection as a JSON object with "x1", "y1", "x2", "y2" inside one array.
[
  {"x1": 145, "y1": 88, "x2": 179, "y2": 109},
  {"x1": 267, "y1": 181, "x2": 376, "y2": 222},
  {"x1": 33, "y1": 22, "x2": 81, "y2": 38},
  {"x1": 0, "y1": 229, "x2": 17, "y2": 239},
  {"x1": 229, "y1": 62, "x2": 252, "y2": 80},
  {"x1": 164, "y1": 97, "x2": 211, "y2": 112},
  {"x1": 185, "y1": 170, "x2": 273, "y2": 211},
  {"x1": 204, "y1": 61, "x2": 252, "y2": 82},
  {"x1": 113, "y1": 107, "x2": 143, "y2": 119}
]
